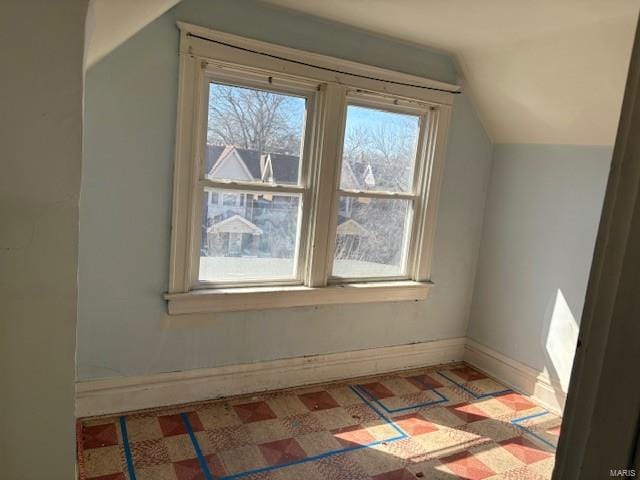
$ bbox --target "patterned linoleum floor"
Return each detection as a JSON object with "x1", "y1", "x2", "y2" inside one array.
[{"x1": 77, "y1": 363, "x2": 562, "y2": 479}]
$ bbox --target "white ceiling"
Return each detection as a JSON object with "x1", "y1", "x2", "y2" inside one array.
[
  {"x1": 262, "y1": 0, "x2": 640, "y2": 145},
  {"x1": 86, "y1": 0, "x2": 640, "y2": 145}
]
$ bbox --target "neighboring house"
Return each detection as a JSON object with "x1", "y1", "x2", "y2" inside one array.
[{"x1": 203, "y1": 144, "x2": 372, "y2": 257}]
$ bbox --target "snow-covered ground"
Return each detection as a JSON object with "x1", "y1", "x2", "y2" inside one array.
[{"x1": 199, "y1": 256, "x2": 401, "y2": 281}]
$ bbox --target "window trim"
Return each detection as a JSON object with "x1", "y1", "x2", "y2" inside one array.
[
  {"x1": 165, "y1": 281, "x2": 433, "y2": 315},
  {"x1": 166, "y1": 22, "x2": 456, "y2": 313},
  {"x1": 327, "y1": 93, "x2": 431, "y2": 283},
  {"x1": 191, "y1": 70, "x2": 319, "y2": 289}
]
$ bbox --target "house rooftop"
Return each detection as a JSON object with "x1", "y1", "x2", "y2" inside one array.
[{"x1": 206, "y1": 144, "x2": 380, "y2": 189}]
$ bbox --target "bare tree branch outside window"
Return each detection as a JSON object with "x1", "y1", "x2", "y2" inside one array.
[{"x1": 208, "y1": 84, "x2": 303, "y2": 156}]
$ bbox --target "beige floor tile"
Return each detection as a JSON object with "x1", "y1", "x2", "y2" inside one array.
[
  {"x1": 470, "y1": 378, "x2": 510, "y2": 395},
  {"x1": 365, "y1": 422, "x2": 401, "y2": 441},
  {"x1": 79, "y1": 363, "x2": 558, "y2": 480},
  {"x1": 163, "y1": 434, "x2": 196, "y2": 462},
  {"x1": 198, "y1": 403, "x2": 242, "y2": 429},
  {"x1": 349, "y1": 444, "x2": 406, "y2": 475},
  {"x1": 246, "y1": 418, "x2": 292, "y2": 444},
  {"x1": 312, "y1": 407, "x2": 358, "y2": 431},
  {"x1": 466, "y1": 418, "x2": 521, "y2": 443},
  {"x1": 474, "y1": 397, "x2": 517, "y2": 418},
  {"x1": 125, "y1": 416, "x2": 163, "y2": 442},
  {"x1": 266, "y1": 394, "x2": 309, "y2": 417},
  {"x1": 412, "y1": 429, "x2": 471, "y2": 459},
  {"x1": 219, "y1": 444, "x2": 268, "y2": 475},
  {"x1": 406, "y1": 459, "x2": 461, "y2": 479},
  {"x1": 418, "y1": 406, "x2": 466, "y2": 429},
  {"x1": 83, "y1": 445, "x2": 124, "y2": 477},
  {"x1": 269, "y1": 461, "x2": 326, "y2": 480},
  {"x1": 383, "y1": 377, "x2": 422, "y2": 396},
  {"x1": 327, "y1": 385, "x2": 364, "y2": 407},
  {"x1": 528, "y1": 455, "x2": 556, "y2": 477},
  {"x1": 296, "y1": 430, "x2": 342, "y2": 456},
  {"x1": 469, "y1": 442, "x2": 525, "y2": 473},
  {"x1": 136, "y1": 463, "x2": 178, "y2": 480}
]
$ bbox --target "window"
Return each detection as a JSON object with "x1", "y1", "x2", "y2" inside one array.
[
  {"x1": 200, "y1": 82, "x2": 309, "y2": 284},
  {"x1": 333, "y1": 103, "x2": 421, "y2": 279},
  {"x1": 166, "y1": 24, "x2": 455, "y2": 314}
]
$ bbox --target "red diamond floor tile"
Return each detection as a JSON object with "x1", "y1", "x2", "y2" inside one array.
[
  {"x1": 258, "y1": 437, "x2": 308, "y2": 465},
  {"x1": 494, "y1": 392, "x2": 537, "y2": 412},
  {"x1": 439, "y1": 450, "x2": 496, "y2": 479},
  {"x1": 233, "y1": 401, "x2": 278, "y2": 424},
  {"x1": 447, "y1": 402, "x2": 490, "y2": 423},
  {"x1": 158, "y1": 412, "x2": 204, "y2": 437},
  {"x1": 359, "y1": 382, "x2": 395, "y2": 400},
  {"x1": 393, "y1": 413, "x2": 438, "y2": 436},
  {"x1": 83, "y1": 423, "x2": 119, "y2": 450},
  {"x1": 86, "y1": 474, "x2": 126, "y2": 480},
  {"x1": 331, "y1": 425, "x2": 376, "y2": 448},
  {"x1": 449, "y1": 366, "x2": 488, "y2": 381},
  {"x1": 78, "y1": 363, "x2": 560, "y2": 480},
  {"x1": 297, "y1": 391, "x2": 340, "y2": 411},
  {"x1": 371, "y1": 468, "x2": 417, "y2": 480},
  {"x1": 499, "y1": 436, "x2": 553, "y2": 464},
  {"x1": 406, "y1": 374, "x2": 443, "y2": 390}
]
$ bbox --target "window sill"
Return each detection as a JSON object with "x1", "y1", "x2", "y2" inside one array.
[{"x1": 164, "y1": 280, "x2": 432, "y2": 315}]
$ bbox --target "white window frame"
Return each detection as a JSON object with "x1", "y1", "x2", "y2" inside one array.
[
  {"x1": 328, "y1": 93, "x2": 432, "y2": 284},
  {"x1": 165, "y1": 23, "x2": 457, "y2": 314},
  {"x1": 193, "y1": 69, "x2": 317, "y2": 289}
]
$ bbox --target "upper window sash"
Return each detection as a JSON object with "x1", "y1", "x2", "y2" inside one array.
[{"x1": 199, "y1": 69, "x2": 320, "y2": 190}]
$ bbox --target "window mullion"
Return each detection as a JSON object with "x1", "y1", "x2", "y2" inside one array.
[{"x1": 305, "y1": 83, "x2": 347, "y2": 287}]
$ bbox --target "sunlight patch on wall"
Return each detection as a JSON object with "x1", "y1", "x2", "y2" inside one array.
[{"x1": 545, "y1": 289, "x2": 579, "y2": 392}]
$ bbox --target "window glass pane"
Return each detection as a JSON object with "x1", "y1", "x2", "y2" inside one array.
[
  {"x1": 199, "y1": 188, "x2": 301, "y2": 282},
  {"x1": 340, "y1": 105, "x2": 420, "y2": 193},
  {"x1": 332, "y1": 197, "x2": 410, "y2": 278},
  {"x1": 206, "y1": 82, "x2": 306, "y2": 185}
]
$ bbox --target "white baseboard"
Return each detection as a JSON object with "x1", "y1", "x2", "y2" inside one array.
[
  {"x1": 76, "y1": 337, "x2": 465, "y2": 418},
  {"x1": 464, "y1": 339, "x2": 566, "y2": 415}
]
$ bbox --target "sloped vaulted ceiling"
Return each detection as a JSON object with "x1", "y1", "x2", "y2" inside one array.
[
  {"x1": 262, "y1": 0, "x2": 640, "y2": 145},
  {"x1": 87, "y1": 0, "x2": 640, "y2": 145}
]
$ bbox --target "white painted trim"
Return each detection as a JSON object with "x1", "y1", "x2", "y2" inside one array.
[
  {"x1": 168, "y1": 52, "x2": 199, "y2": 293},
  {"x1": 169, "y1": 28, "x2": 452, "y2": 313},
  {"x1": 76, "y1": 337, "x2": 466, "y2": 417},
  {"x1": 464, "y1": 339, "x2": 566, "y2": 414},
  {"x1": 305, "y1": 83, "x2": 347, "y2": 288},
  {"x1": 165, "y1": 280, "x2": 432, "y2": 314},
  {"x1": 177, "y1": 22, "x2": 460, "y2": 100}
]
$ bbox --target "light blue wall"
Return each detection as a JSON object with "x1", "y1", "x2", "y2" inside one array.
[
  {"x1": 77, "y1": 0, "x2": 493, "y2": 380},
  {"x1": 468, "y1": 144, "x2": 612, "y2": 388},
  {"x1": 173, "y1": 0, "x2": 457, "y2": 84}
]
